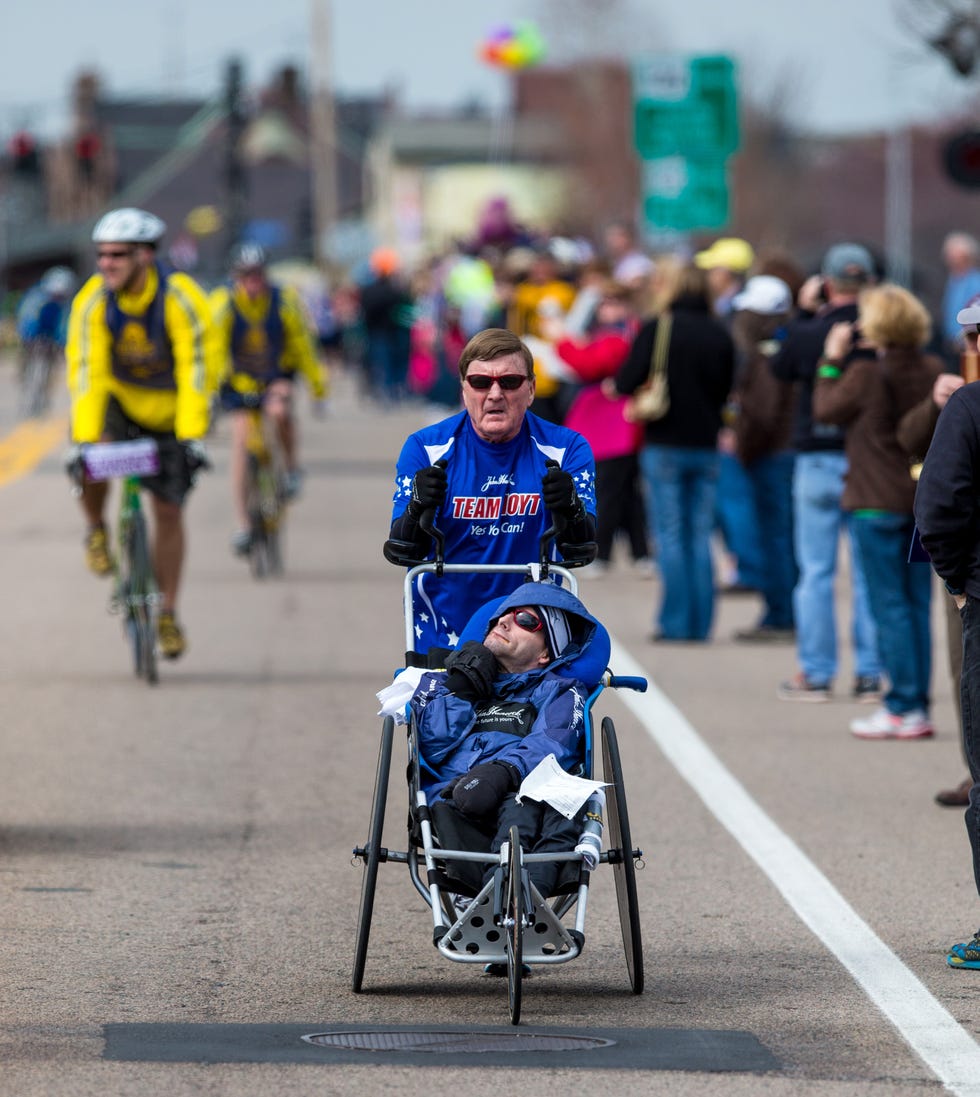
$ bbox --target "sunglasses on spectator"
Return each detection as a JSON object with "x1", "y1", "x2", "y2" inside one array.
[
  {"x1": 465, "y1": 373, "x2": 528, "y2": 391},
  {"x1": 97, "y1": 248, "x2": 136, "y2": 260}
]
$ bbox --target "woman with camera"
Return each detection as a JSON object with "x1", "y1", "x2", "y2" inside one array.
[{"x1": 813, "y1": 285, "x2": 944, "y2": 740}]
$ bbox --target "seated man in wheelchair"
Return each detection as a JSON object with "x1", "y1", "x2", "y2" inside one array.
[{"x1": 407, "y1": 582, "x2": 601, "y2": 899}]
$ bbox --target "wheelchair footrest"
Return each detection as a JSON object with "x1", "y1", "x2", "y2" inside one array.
[{"x1": 437, "y1": 882, "x2": 581, "y2": 966}]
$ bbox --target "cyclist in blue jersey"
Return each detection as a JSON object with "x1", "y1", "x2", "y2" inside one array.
[
  {"x1": 387, "y1": 328, "x2": 597, "y2": 653},
  {"x1": 17, "y1": 266, "x2": 76, "y2": 387}
]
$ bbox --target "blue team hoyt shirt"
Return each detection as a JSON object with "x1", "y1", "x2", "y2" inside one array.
[{"x1": 391, "y1": 409, "x2": 596, "y2": 652}]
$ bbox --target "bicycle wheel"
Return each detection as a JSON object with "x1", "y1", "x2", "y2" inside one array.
[
  {"x1": 261, "y1": 467, "x2": 284, "y2": 576},
  {"x1": 352, "y1": 716, "x2": 394, "y2": 993},
  {"x1": 127, "y1": 510, "x2": 158, "y2": 685},
  {"x1": 20, "y1": 351, "x2": 49, "y2": 419},
  {"x1": 505, "y1": 824, "x2": 524, "y2": 1025},
  {"x1": 601, "y1": 717, "x2": 643, "y2": 993},
  {"x1": 244, "y1": 453, "x2": 267, "y2": 579}
]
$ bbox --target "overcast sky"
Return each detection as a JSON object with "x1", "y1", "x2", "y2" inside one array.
[{"x1": 1, "y1": 0, "x2": 975, "y2": 139}]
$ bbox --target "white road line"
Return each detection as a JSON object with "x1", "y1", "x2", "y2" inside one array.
[{"x1": 608, "y1": 636, "x2": 980, "y2": 1096}]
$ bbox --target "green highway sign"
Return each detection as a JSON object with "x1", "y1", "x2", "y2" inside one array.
[
  {"x1": 641, "y1": 156, "x2": 729, "y2": 232},
  {"x1": 633, "y1": 54, "x2": 738, "y2": 232},
  {"x1": 633, "y1": 54, "x2": 739, "y2": 160}
]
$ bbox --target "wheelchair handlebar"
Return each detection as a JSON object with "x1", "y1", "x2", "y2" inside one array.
[{"x1": 604, "y1": 674, "x2": 648, "y2": 692}]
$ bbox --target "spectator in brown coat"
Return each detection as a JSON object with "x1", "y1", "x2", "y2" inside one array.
[{"x1": 813, "y1": 284, "x2": 944, "y2": 740}]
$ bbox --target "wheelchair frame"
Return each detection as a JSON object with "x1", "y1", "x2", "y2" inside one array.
[{"x1": 353, "y1": 520, "x2": 646, "y2": 1024}]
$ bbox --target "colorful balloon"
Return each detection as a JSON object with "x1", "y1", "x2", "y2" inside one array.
[{"x1": 478, "y1": 20, "x2": 545, "y2": 69}]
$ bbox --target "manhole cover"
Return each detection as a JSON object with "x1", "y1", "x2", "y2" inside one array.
[{"x1": 302, "y1": 1030, "x2": 615, "y2": 1053}]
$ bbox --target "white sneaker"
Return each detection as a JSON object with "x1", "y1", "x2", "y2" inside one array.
[
  {"x1": 850, "y1": 706, "x2": 934, "y2": 740},
  {"x1": 633, "y1": 556, "x2": 656, "y2": 578},
  {"x1": 578, "y1": 560, "x2": 609, "y2": 579}
]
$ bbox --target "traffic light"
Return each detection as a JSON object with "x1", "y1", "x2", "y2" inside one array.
[
  {"x1": 75, "y1": 132, "x2": 101, "y2": 181},
  {"x1": 944, "y1": 131, "x2": 980, "y2": 188},
  {"x1": 9, "y1": 131, "x2": 39, "y2": 175}
]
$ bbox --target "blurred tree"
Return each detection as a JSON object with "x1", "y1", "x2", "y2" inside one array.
[{"x1": 897, "y1": 0, "x2": 980, "y2": 77}]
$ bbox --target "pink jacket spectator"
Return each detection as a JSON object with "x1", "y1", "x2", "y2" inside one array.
[{"x1": 557, "y1": 332, "x2": 643, "y2": 461}]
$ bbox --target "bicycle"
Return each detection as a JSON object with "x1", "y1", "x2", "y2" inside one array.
[
  {"x1": 19, "y1": 336, "x2": 60, "y2": 419},
  {"x1": 74, "y1": 440, "x2": 162, "y2": 684},
  {"x1": 242, "y1": 396, "x2": 288, "y2": 579}
]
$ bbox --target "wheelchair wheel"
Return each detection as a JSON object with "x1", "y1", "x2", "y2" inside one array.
[
  {"x1": 601, "y1": 716, "x2": 644, "y2": 994},
  {"x1": 352, "y1": 716, "x2": 394, "y2": 993},
  {"x1": 505, "y1": 824, "x2": 523, "y2": 1025}
]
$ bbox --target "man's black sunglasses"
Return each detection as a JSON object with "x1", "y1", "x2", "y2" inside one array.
[
  {"x1": 512, "y1": 609, "x2": 543, "y2": 633},
  {"x1": 465, "y1": 373, "x2": 528, "y2": 391}
]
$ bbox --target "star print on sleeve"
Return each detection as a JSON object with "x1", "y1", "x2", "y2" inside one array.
[
  {"x1": 446, "y1": 630, "x2": 459, "y2": 646},
  {"x1": 574, "y1": 468, "x2": 596, "y2": 508}
]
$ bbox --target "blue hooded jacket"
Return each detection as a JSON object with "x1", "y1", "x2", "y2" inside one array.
[{"x1": 409, "y1": 582, "x2": 605, "y2": 799}]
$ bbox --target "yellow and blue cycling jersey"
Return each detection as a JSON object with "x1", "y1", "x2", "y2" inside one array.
[
  {"x1": 211, "y1": 282, "x2": 326, "y2": 400},
  {"x1": 66, "y1": 265, "x2": 215, "y2": 443}
]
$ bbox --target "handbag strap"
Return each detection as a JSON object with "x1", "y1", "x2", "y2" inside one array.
[{"x1": 649, "y1": 311, "x2": 672, "y2": 380}]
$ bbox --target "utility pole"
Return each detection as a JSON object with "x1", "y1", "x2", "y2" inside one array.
[
  {"x1": 310, "y1": 0, "x2": 338, "y2": 267},
  {"x1": 223, "y1": 57, "x2": 248, "y2": 262},
  {"x1": 885, "y1": 126, "x2": 913, "y2": 288}
]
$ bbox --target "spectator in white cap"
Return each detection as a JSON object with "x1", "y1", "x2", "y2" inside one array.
[{"x1": 728, "y1": 276, "x2": 798, "y2": 644}]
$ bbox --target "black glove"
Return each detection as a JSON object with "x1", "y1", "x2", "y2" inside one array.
[
  {"x1": 64, "y1": 444, "x2": 87, "y2": 487},
  {"x1": 442, "y1": 761, "x2": 518, "y2": 818},
  {"x1": 181, "y1": 439, "x2": 211, "y2": 482},
  {"x1": 541, "y1": 459, "x2": 583, "y2": 520},
  {"x1": 406, "y1": 460, "x2": 448, "y2": 520},
  {"x1": 443, "y1": 640, "x2": 498, "y2": 701}
]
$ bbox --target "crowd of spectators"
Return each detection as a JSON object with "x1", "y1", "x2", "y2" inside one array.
[{"x1": 316, "y1": 203, "x2": 980, "y2": 803}]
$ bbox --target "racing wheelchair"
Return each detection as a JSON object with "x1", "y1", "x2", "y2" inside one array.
[{"x1": 351, "y1": 516, "x2": 647, "y2": 1024}]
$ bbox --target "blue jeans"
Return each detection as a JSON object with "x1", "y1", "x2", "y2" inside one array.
[
  {"x1": 717, "y1": 451, "x2": 766, "y2": 589},
  {"x1": 792, "y1": 452, "x2": 881, "y2": 684},
  {"x1": 851, "y1": 513, "x2": 931, "y2": 714},
  {"x1": 746, "y1": 450, "x2": 797, "y2": 630},
  {"x1": 958, "y1": 598, "x2": 980, "y2": 895},
  {"x1": 640, "y1": 445, "x2": 719, "y2": 640}
]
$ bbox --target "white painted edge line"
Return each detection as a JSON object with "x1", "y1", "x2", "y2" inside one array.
[{"x1": 608, "y1": 635, "x2": 980, "y2": 1096}]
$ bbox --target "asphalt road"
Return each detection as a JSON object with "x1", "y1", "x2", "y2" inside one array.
[{"x1": 1, "y1": 357, "x2": 979, "y2": 1096}]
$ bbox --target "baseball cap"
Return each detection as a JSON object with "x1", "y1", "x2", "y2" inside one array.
[
  {"x1": 957, "y1": 292, "x2": 980, "y2": 328},
  {"x1": 732, "y1": 275, "x2": 792, "y2": 316},
  {"x1": 821, "y1": 243, "x2": 874, "y2": 280},
  {"x1": 694, "y1": 237, "x2": 755, "y2": 273}
]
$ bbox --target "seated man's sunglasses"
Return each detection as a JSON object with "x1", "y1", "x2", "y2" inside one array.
[
  {"x1": 511, "y1": 609, "x2": 543, "y2": 633},
  {"x1": 464, "y1": 373, "x2": 528, "y2": 391}
]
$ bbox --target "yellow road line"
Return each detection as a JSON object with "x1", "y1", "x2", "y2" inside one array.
[{"x1": 0, "y1": 416, "x2": 68, "y2": 488}]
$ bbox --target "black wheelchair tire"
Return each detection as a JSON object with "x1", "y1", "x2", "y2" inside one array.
[
  {"x1": 506, "y1": 824, "x2": 523, "y2": 1025},
  {"x1": 352, "y1": 715, "x2": 394, "y2": 993},
  {"x1": 601, "y1": 716, "x2": 643, "y2": 994}
]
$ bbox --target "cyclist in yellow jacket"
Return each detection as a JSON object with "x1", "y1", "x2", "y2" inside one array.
[
  {"x1": 65, "y1": 207, "x2": 215, "y2": 659},
  {"x1": 211, "y1": 243, "x2": 327, "y2": 555}
]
